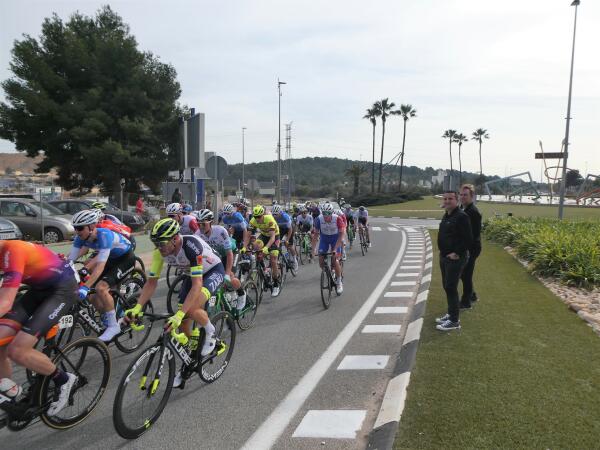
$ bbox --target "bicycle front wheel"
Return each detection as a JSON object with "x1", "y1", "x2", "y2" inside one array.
[
  {"x1": 113, "y1": 342, "x2": 176, "y2": 439},
  {"x1": 40, "y1": 337, "x2": 111, "y2": 430},
  {"x1": 320, "y1": 269, "x2": 332, "y2": 309}
]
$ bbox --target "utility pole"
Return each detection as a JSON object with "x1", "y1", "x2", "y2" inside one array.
[
  {"x1": 277, "y1": 79, "x2": 286, "y2": 203},
  {"x1": 558, "y1": 0, "x2": 581, "y2": 219},
  {"x1": 242, "y1": 127, "x2": 246, "y2": 199},
  {"x1": 285, "y1": 122, "x2": 293, "y2": 204}
]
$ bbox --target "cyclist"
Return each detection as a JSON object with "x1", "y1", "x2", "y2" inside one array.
[
  {"x1": 221, "y1": 203, "x2": 248, "y2": 250},
  {"x1": 335, "y1": 208, "x2": 348, "y2": 261},
  {"x1": 167, "y1": 202, "x2": 199, "y2": 235},
  {"x1": 195, "y1": 209, "x2": 246, "y2": 311},
  {"x1": 125, "y1": 218, "x2": 224, "y2": 387},
  {"x1": 91, "y1": 201, "x2": 123, "y2": 225},
  {"x1": 67, "y1": 209, "x2": 135, "y2": 342},
  {"x1": 314, "y1": 203, "x2": 345, "y2": 295},
  {"x1": 343, "y1": 203, "x2": 356, "y2": 248},
  {"x1": 242, "y1": 205, "x2": 282, "y2": 297},
  {"x1": 357, "y1": 205, "x2": 371, "y2": 247},
  {"x1": 309, "y1": 202, "x2": 321, "y2": 257},
  {"x1": 296, "y1": 207, "x2": 314, "y2": 262},
  {"x1": 272, "y1": 204, "x2": 298, "y2": 270},
  {"x1": 0, "y1": 240, "x2": 79, "y2": 415}
]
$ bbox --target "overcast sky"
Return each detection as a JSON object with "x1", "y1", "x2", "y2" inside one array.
[{"x1": 1, "y1": 0, "x2": 598, "y2": 179}]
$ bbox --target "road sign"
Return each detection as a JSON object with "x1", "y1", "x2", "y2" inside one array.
[
  {"x1": 535, "y1": 152, "x2": 567, "y2": 159},
  {"x1": 206, "y1": 156, "x2": 228, "y2": 181}
]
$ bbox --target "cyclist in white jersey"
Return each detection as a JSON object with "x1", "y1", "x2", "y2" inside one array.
[
  {"x1": 357, "y1": 205, "x2": 371, "y2": 247},
  {"x1": 167, "y1": 202, "x2": 199, "y2": 235}
]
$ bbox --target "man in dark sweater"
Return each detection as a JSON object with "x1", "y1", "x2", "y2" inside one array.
[
  {"x1": 436, "y1": 191, "x2": 473, "y2": 331},
  {"x1": 459, "y1": 184, "x2": 482, "y2": 309}
]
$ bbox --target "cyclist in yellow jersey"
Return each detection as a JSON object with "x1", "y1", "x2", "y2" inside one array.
[{"x1": 242, "y1": 205, "x2": 282, "y2": 297}]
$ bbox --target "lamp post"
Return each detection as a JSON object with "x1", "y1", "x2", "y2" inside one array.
[
  {"x1": 277, "y1": 79, "x2": 286, "y2": 204},
  {"x1": 558, "y1": 0, "x2": 581, "y2": 220},
  {"x1": 242, "y1": 126, "x2": 246, "y2": 199}
]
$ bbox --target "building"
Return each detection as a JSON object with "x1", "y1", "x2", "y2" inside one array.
[{"x1": 431, "y1": 169, "x2": 447, "y2": 185}]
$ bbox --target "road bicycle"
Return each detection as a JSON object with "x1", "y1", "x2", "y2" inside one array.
[
  {"x1": 294, "y1": 232, "x2": 312, "y2": 265},
  {"x1": 166, "y1": 264, "x2": 184, "y2": 289},
  {"x1": 112, "y1": 310, "x2": 235, "y2": 439},
  {"x1": 347, "y1": 223, "x2": 355, "y2": 248},
  {"x1": 319, "y1": 251, "x2": 344, "y2": 309},
  {"x1": 0, "y1": 323, "x2": 111, "y2": 432},
  {"x1": 358, "y1": 224, "x2": 369, "y2": 256}
]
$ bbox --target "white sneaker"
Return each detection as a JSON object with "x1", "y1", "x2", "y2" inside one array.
[
  {"x1": 336, "y1": 281, "x2": 344, "y2": 295},
  {"x1": 173, "y1": 370, "x2": 183, "y2": 388},
  {"x1": 98, "y1": 325, "x2": 121, "y2": 342},
  {"x1": 342, "y1": 252, "x2": 347, "y2": 261},
  {"x1": 236, "y1": 293, "x2": 246, "y2": 311},
  {"x1": 294, "y1": 258, "x2": 299, "y2": 270},
  {"x1": 368, "y1": 242, "x2": 372, "y2": 248},
  {"x1": 271, "y1": 285, "x2": 280, "y2": 297},
  {"x1": 201, "y1": 334, "x2": 216, "y2": 356},
  {"x1": 47, "y1": 373, "x2": 77, "y2": 416}
]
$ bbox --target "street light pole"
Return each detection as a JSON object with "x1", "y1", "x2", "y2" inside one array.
[
  {"x1": 277, "y1": 79, "x2": 286, "y2": 204},
  {"x1": 558, "y1": 0, "x2": 580, "y2": 220},
  {"x1": 242, "y1": 126, "x2": 246, "y2": 199}
]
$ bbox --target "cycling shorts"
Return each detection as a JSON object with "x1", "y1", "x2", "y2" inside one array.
[
  {"x1": 231, "y1": 228, "x2": 244, "y2": 249},
  {"x1": 96, "y1": 250, "x2": 136, "y2": 287},
  {"x1": 178, "y1": 263, "x2": 226, "y2": 305},
  {"x1": 298, "y1": 223, "x2": 312, "y2": 233},
  {"x1": 318, "y1": 233, "x2": 342, "y2": 255},
  {"x1": 258, "y1": 234, "x2": 280, "y2": 254},
  {"x1": 358, "y1": 217, "x2": 367, "y2": 226}
]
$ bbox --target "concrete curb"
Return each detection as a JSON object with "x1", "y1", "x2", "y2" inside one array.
[{"x1": 367, "y1": 229, "x2": 433, "y2": 450}]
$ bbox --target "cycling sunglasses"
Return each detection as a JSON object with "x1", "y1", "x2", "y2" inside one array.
[
  {"x1": 322, "y1": 211, "x2": 333, "y2": 216},
  {"x1": 74, "y1": 226, "x2": 87, "y2": 232},
  {"x1": 152, "y1": 239, "x2": 172, "y2": 249}
]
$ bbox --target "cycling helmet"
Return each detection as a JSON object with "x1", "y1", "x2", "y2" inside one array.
[
  {"x1": 359, "y1": 205, "x2": 365, "y2": 211},
  {"x1": 321, "y1": 203, "x2": 334, "y2": 213},
  {"x1": 90, "y1": 201, "x2": 106, "y2": 211},
  {"x1": 253, "y1": 205, "x2": 265, "y2": 216},
  {"x1": 196, "y1": 209, "x2": 214, "y2": 222},
  {"x1": 272, "y1": 205, "x2": 282, "y2": 214},
  {"x1": 334, "y1": 209, "x2": 343, "y2": 216},
  {"x1": 300, "y1": 207, "x2": 307, "y2": 213},
  {"x1": 72, "y1": 209, "x2": 102, "y2": 226},
  {"x1": 166, "y1": 203, "x2": 182, "y2": 215},
  {"x1": 182, "y1": 204, "x2": 193, "y2": 214},
  {"x1": 151, "y1": 218, "x2": 180, "y2": 241},
  {"x1": 344, "y1": 203, "x2": 351, "y2": 209},
  {"x1": 223, "y1": 203, "x2": 235, "y2": 214}
]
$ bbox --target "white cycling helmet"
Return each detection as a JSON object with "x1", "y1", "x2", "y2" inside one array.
[
  {"x1": 166, "y1": 203, "x2": 182, "y2": 215},
  {"x1": 272, "y1": 204, "x2": 282, "y2": 214},
  {"x1": 334, "y1": 209, "x2": 343, "y2": 216},
  {"x1": 321, "y1": 203, "x2": 334, "y2": 213},
  {"x1": 223, "y1": 203, "x2": 235, "y2": 214},
  {"x1": 196, "y1": 208, "x2": 214, "y2": 222},
  {"x1": 72, "y1": 209, "x2": 101, "y2": 226}
]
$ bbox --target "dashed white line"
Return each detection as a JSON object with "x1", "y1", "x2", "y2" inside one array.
[
  {"x1": 337, "y1": 355, "x2": 390, "y2": 370},
  {"x1": 374, "y1": 306, "x2": 408, "y2": 314},
  {"x1": 293, "y1": 410, "x2": 367, "y2": 439},
  {"x1": 384, "y1": 291, "x2": 412, "y2": 298},
  {"x1": 396, "y1": 273, "x2": 419, "y2": 277},
  {"x1": 362, "y1": 324, "x2": 402, "y2": 333},
  {"x1": 390, "y1": 281, "x2": 417, "y2": 286}
]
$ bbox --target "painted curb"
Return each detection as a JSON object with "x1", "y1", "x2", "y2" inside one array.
[{"x1": 367, "y1": 228, "x2": 433, "y2": 449}]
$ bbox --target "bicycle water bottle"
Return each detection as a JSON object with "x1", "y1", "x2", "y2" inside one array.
[
  {"x1": 250, "y1": 253, "x2": 256, "y2": 270},
  {"x1": 0, "y1": 378, "x2": 22, "y2": 400},
  {"x1": 189, "y1": 328, "x2": 200, "y2": 351}
]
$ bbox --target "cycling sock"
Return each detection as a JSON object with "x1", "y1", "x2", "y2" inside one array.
[
  {"x1": 105, "y1": 310, "x2": 118, "y2": 327},
  {"x1": 52, "y1": 368, "x2": 68, "y2": 386},
  {"x1": 203, "y1": 320, "x2": 216, "y2": 336},
  {"x1": 236, "y1": 288, "x2": 245, "y2": 296}
]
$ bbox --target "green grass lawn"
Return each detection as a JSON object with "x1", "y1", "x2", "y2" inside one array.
[
  {"x1": 394, "y1": 231, "x2": 600, "y2": 449},
  {"x1": 370, "y1": 196, "x2": 600, "y2": 220}
]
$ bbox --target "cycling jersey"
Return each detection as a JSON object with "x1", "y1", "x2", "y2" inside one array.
[
  {"x1": 222, "y1": 212, "x2": 247, "y2": 231},
  {"x1": 314, "y1": 214, "x2": 345, "y2": 236},
  {"x1": 310, "y1": 206, "x2": 321, "y2": 219},
  {"x1": 0, "y1": 241, "x2": 77, "y2": 289},
  {"x1": 275, "y1": 212, "x2": 292, "y2": 229},
  {"x1": 69, "y1": 228, "x2": 132, "y2": 262},
  {"x1": 249, "y1": 214, "x2": 280, "y2": 237},
  {"x1": 196, "y1": 225, "x2": 232, "y2": 260},
  {"x1": 358, "y1": 209, "x2": 369, "y2": 219},
  {"x1": 97, "y1": 218, "x2": 132, "y2": 239},
  {"x1": 179, "y1": 215, "x2": 199, "y2": 235},
  {"x1": 148, "y1": 235, "x2": 221, "y2": 279},
  {"x1": 104, "y1": 213, "x2": 123, "y2": 225},
  {"x1": 296, "y1": 214, "x2": 313, "y2": 228}
]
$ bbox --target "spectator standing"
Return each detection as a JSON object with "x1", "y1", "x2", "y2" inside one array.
[
  {"x1": 136, "y1": 196, "x2": 144, "y2": 215},
  {"x1": 459, "y1": 184, "x2": 482, "y2": 309},
  {"x1": 171, "y1": 188, "x2": 182, "y2": 203},
  {"x1": 435, "y1": 191, "x2": 473, "y2": 331}
]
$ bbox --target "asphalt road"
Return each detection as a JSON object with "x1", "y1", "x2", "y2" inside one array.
[{"x1": 2, "y1": 217, "x2": 425, "y2": 449}]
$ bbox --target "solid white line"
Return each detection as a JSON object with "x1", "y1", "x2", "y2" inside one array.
[
  {"x1": 373, "y1": 372, "x2": 411, "y2": 428},
  {"x1": 240, "y1": 228, "x2": 408, "y2": 450},
  {"x1": 403, "y1": 318, "x2": 424, "y2": 345},
  {"x1": 374, "y1": 306, "x2": 408, "y2": 314}
]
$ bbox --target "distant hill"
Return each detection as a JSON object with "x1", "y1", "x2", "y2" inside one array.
[{"x1": 0, "y1": 152, "x2": 51, "y2": 175}]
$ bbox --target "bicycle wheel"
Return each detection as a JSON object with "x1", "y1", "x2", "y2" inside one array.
[
  {"x1": 287, "y1": 252, "x2": 298, "y2": 277},
  {"x1": 114, "y1": 298, "x2": 155, "y2": 354},
  {"x1": 40, "y1": 337, "x2": 111, "y2": 429},
  {"x1": 296, "y1": 240, "x2": 305, "y2": 265},
  {"x1": 320, "y1": 269, "x2": 332, "y2": 309},
  {"x1": 198, "y1": 311, "x2": 236, "y2": 383},
  {"x1": 359, "y1": 229, "x2": 366, "y2": 256},
  {"x1": 236, "y1": 281, "x2": 259, "y2": 330},
  {"x1": 135, "y1": 255, "x2": 146, "y2": 272},
  {"x1": 113, "y1": 342, "x2": 176, "y2": 439},
  {"x1": 166, "y1": 264, "x2": 176, "y2": 289},
  {"x1": 166, "y1": 274, "x2": 187, "y2": 314}
]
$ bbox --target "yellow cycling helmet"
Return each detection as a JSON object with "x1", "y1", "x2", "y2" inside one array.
[
  {"x1": 253, "y1": 205, "x2": 265, "y2": 216},
  {"x1": 151, "y1": 217, "x2": 180, "y2": 241}
]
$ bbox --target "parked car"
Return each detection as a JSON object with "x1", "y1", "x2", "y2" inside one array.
[
  {"x1": 49, "y1": 199, "x2": 145, "y2": 231},
  {"x1": 0, "y1": 217, "x2": 23, "y2": 240},
  {"x1": 0, "y1": 198, "x2": 75, "y2": 243}
]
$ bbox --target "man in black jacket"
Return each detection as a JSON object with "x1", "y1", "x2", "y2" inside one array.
[
  {"x1": 459, "y1": 184, "x2": 482, "y2": 309},
  {"x1": 436, "y1": 191, "x2": 473, "y2": 331}
]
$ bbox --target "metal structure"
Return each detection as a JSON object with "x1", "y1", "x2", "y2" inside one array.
[
  {"x1": 285, "y1": 122, "x2": 293, "y2": 203},
  {"x1": 483, "y1": 172, "x2": 541, "y2": 201},
  {"x1": 576, "y1": 174, "x2": 600, "y2": 205},
  {"x1": 277, "y1": 79, "x2": 286, "y2": 203},
  {"x1": 242, "y1": 127, "x2": 246, "y2": 199}
]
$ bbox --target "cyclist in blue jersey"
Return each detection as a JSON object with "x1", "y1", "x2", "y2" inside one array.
[
  {"x1": 222, "y1": 203, "x2": 248, "y2": 249},
  {"x1": 272, "y1": 205, "x2": 298, "y2": 269},
  {"x1": 67, "y1": 209, "x2": 135, "y2": 342}
]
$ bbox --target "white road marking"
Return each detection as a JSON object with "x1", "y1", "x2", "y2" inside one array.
[
  {"x1": 400, "y1": 265, "x2": 421, "y2": 270},
  {"x1": 396, "y1": 272, "x2": 419, "y2": 277},
  {"x1": 362, "y1": 324, "x2": 402, "y2": 333},
  {"x1": 374, "y1": 306, "x2": 408, "y2": 314},
  {"x1": 403, "y1": 318, "x2": 424, "y2": 345},
  {"x1": 384, "y1": 291, "x2": 412, "y2": 298},
  {"x1": 387, "y1": 227, "x2": 399, "y2": 231},
  {"x1": 371, "y1": 226, "x2": 382, "y2": 231},
  {"x1": 390, "y1": 281, "x2": 417, "y2": 286},
  {"x1": 292, "y1": 410, "x2": 367, "y2": 439},
  {"x1": 240, "y1": 228, "x2": 408, "y2": 450},
  {"x1": 337, "y1": 355, "x2": 390, "y2": 370},
  {"x1": 403, "y1": 227, "x2": 417, "y2": 232}
]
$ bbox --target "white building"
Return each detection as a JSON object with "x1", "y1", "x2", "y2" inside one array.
[{"x1": 431, "y1": 170, "x2": 446, "y2": 185}]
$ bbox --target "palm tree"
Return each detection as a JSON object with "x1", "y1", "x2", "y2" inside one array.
[
  {"x1": 471, "y1": 128, "x2": 490, "y2": 175},
  {"x1": 374, "y1": 98, "x2": 395, "y2": 192},
  {"x1": 392, "y1": 104, "x2": 417, "y2": 192},
  {"x1": 442, "y1": 129, "x2": 457, "y2": 186},
  {"x1": 452, "y1": 132, "x2": 468, "y2": 186},
  {"x1": 345, "y1": 163, "x2": 367, "y2": 196},
  {"x1": 363, "y1": 107, "x2": 380, "y2": 193}
]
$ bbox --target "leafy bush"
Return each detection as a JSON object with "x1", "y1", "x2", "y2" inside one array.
[
  {"x1": 484, "y1": 217, "x2": 600, "y2": 288},
  {"x1": 347, "y1": 190, "x2": 424, "y2": 207}
]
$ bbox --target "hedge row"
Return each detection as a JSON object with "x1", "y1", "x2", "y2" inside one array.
[{"x1": 484, "y1": 217, "x2": 600, "y2": 288}]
